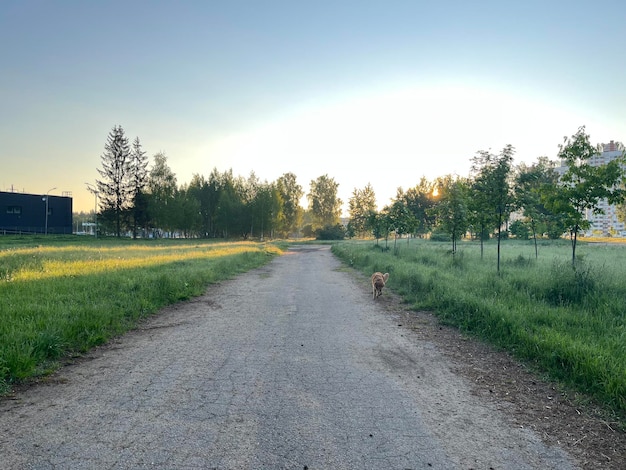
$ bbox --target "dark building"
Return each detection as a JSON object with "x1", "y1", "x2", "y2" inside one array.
[{"x1": 0, "y1": 191, "x2": 73, "y2": 234}]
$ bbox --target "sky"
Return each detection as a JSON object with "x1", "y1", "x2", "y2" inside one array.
[{"x1": 1, "y1": 0, "x2": 625, "y2": 215}]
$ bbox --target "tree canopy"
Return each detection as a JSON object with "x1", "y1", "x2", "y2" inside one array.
[
  {"x1": 544, "y1": 126, "x2": 626, "y2": 265},
  {"x1": 431, "y1": 175, "x2": 469, "y2": 254},
  {"x1": 347, "y1": 183, "x2": 377, "y2": 237},
  {"x1": 513, "y1": 157, "x2": 562, "y2": 257},
  {"x1": 96, "y1": 125, "x2": 132, "y2": 237},
  {"x1": 92, "y1": 125, "x2": 626, "y2": 258},
  {"x1": 307, "y1": 174, "x2": 342, "y2": 228},
  {"x1": 470, "y1": 145, "x2": 515, "y2": 272}
]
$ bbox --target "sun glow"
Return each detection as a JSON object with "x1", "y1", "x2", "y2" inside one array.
[{"x1": 205, "y1": 83, "x2": 591, "y2": 214}]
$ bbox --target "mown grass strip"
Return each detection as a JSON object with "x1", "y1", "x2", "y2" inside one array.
[
  {"x1": 332, "y1": 239, "x2": 626, "y2": 420},
  {"x1": 0, "y1": 240, "x2": 284, "y2": 392}
]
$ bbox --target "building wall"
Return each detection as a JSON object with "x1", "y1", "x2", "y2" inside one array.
[
  {"x1": 0, "y1": 191, "x2": 73, "y2": 234},
  {"x1": 586, "y1": 144, "x2": 625, "y2": 236}
]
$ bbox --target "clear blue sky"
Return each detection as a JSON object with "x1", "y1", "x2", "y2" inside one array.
[{"x1": 2, "y1": 0, "x2": 625, "y2": 213}]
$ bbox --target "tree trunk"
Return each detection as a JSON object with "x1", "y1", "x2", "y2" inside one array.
[
  {"x1": 497, "y1": 228, "x2": 501, "y2": 273},
  {"x1": 571, "y1": 226, "x2": 578, "y2": 266},
  {"x1": 531, "y1": 219, "x2": 538, "y2": 259},
  {"x1": 479, "y1": 222, "x2": 485, "y2": 260},
  {"x1": 497, "y1": 211, "x2": 502, "y2": 274}
]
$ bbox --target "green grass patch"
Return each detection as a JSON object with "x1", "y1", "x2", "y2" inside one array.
[
  {"x1": 0, "y1": 236, "x2": 284, "y2": 392},
  {"x1": 332, "y1": 238, "x2": 626, "y2": 420}
]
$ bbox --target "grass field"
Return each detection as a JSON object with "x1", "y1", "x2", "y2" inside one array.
[
  {"x1": 0, "y1": 236, "x2": 285, "y2": 393},
  {"x1": 3, "y1": 234, "x2": 625, "y2": 423},
  {"x1": 332, "y1": 237, "x2": 626, "y2": 421}
]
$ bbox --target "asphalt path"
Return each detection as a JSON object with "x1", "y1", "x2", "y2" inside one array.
[{"x1": 0, "y1": 245, "x2": 577, "y2": 469}]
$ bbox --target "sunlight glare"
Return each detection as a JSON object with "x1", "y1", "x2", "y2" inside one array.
[{"x1": 205, "y1": 83, "x2": 610, "y2": 213}]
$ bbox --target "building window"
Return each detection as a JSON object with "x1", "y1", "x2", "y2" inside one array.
[{"x1": 6, "y1": 206, "x2": 22, "y2": 214}]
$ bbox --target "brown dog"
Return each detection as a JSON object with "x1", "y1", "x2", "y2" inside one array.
[{"x1": 371, "y1": 272, "x2": 389, "y2": 299}]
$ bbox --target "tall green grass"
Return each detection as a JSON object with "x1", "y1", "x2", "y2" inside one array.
[
  {"x1": 333, "y1": 239, "x2": 626, "y2": 419},
  {"x1": 0, "y1": 237, "x2": 284, "y2": 392}
]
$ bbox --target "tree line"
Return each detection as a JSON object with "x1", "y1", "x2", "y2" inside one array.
[
  {"x1": 93, "y1": 125, "x2": 342, "y2": 240},
  {"x1": 93, "y1": 125, "x2": 626, "y2": 266},
  {"x1": 348, "y1": 127, "x2": 625, "y2": 269}
]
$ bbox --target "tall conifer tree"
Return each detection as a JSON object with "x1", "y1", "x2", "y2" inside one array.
[{"x1": 96, "y1": 125, "x2": 132, "y2": 237}]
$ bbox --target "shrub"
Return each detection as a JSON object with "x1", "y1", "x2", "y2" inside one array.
[
  {"x1": 302, "y1": 224, "x2": 315, "y2": 238},
  {"x1": 510, "y1": 220, "x2": 530, "y2": 240},
  {"x1": 506, "y1": 253, "x2": 535, "y2": 268},
  {"x1": 429, "y1": 230, "x2": 451, "y2": 242},
  {"x1": 316, "y1": 224, "x2": 346, "y2": 240}
]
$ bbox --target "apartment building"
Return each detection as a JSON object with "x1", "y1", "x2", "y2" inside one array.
[{"x1": 588, "y1": 141, "x2": 626, "y2": 236}]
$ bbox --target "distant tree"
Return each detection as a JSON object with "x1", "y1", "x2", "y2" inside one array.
[
  {"x1": 403, "y1": 177, "x2": 437, "y2": 237},
  {"x1": 378, "y1": 205, "x2": 393, "y2": 250},
  {"x1": 467, "y1": 179, "x2": 493, "y2": 257},
  {"x1": 307, "y1": 174, "x2": 342, "y2": 228},
  {"x1": 187, "y1": 174, "x2": 212, "y2": 238},
  {"x1": 147, "y1": 152, "x2": 177, "y2": 236},
  {"x1": 471, "y1": 145, "x2": 515, "y2": 272},
  {"x1": 215, "y1": 170, "x2": 245, "y2": 238},
  {"x1": 276, "y1": 172, "x2": 304, "y2": 237},
  {"x1": 544, "y1": 126, "x2": 626, "y2": 266},
  {"x1": 431, "y1": 175, "x2": 469, "y2": 254},
  {"x1": 128, "y1": 137, "x2": 150, "y2": 238},
  {"x1": 241, "y1": 172, "x2": 260, "y2": 238},
  {"x1": 254, "y1": 181, "x2": 280, "y2": 239},
  {"x1": 387, "y1": 188, "x2": 416, "y2": 253},
  {"x1": 348, "y1": 183, "x2": 377, "y2": 237},
  {"x1": 513, "y1": 157, "x2": 562, "y2": 258},
  {"x1": 509, "y1": 220, "x2": 531, "y2": 240},
  {"x1": 205, "y1": 168, "x2": 224, "y2": 237},
  {"x1": 345, "y1": 220, "x2": 356, "y2": 239},
  {"x1": 169, "y1": 183, "x2": 201, "y2": 237},
  {"x1": 368, "y1": 211, "x2": 385, "y2": 245},
  {"x1": 96, "y1": 125, "x2": 132, "y2": 237}
]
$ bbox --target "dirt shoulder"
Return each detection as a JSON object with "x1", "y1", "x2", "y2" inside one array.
[{"x1": 379, "y1": 288, "x2": 625, "y2": 470}]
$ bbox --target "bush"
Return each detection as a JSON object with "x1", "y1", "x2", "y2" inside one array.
[
  {"x1": 316, "y1": 224, "x2": 346, "y2": 240},
  {"x1": 429, "y1": 230, "x2": 451, "y2": 242},
  {"x1": 510, "y1": 220, "x2": 530, "y2": 240},
  {"x1": 506, "y1": 253, "x2": 535, "y2": 268},
  {"x1": 302, "y1": 224, "x2": 315, "y2": 238}
]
